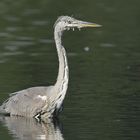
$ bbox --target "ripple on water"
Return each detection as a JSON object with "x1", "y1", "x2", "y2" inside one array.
[
  {"x1": 6, "y1": 27, "x2": 22, "y2": 32},
  {"x1": 39, "y1": 39, "x2": 54, "y2": 44},
  {"x1": 0, "y1": 59, "x2": 8, "y2": 64},
  {"x1": 100, "y1": 43, "x2": 116, "y2": 48},
  {"x1": 1, "y1": 51, "x2": 24, "y2": 56},
  {"x1": 4, "y1": 15, "x2": 20, "y2": 22},
  {"x1": 7, "y1": 40, "x2": 35, "y2": 47},
  {"x1": 16, "y1": 36, "x2": 34, "y2": 41},
  {"x1": 0, "y1": 32, "x2": 11, "y2": 37},
  {"x1": 5, "y1": 45, "x2": 19, "y2": 51},
  {"x1": 31, "y1": 20, "x2": 49, "y2": 26}
]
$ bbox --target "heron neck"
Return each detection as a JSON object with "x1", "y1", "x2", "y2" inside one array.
[{"x1": 54, "y1": 27, "x2": 69, "y2": 93}]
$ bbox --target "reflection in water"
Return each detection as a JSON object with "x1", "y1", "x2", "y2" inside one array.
[{"x1": 0, "y1": 116, "x2": 64, "y2": 140}]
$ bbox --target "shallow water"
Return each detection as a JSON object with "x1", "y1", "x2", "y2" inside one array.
[{"x1": 0, "y1": 0, "x2": 140, "y2": 140}]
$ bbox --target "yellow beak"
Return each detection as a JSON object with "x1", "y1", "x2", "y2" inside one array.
[{"x1": 79, "y1": 21, "x2": 102, "y2": 28}]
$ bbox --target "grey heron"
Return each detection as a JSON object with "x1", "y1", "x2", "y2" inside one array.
[{"x1": 0, "y1": 16, "x2": 101, "y2": 121}]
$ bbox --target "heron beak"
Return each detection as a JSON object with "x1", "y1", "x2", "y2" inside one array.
[{"x1": 78, "y1": 21, "x2": 102, "y2": 28}]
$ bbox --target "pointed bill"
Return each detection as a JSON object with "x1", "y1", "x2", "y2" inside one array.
[{"x1": 78, "y1": 21, "x2": 102, "y2": 28}]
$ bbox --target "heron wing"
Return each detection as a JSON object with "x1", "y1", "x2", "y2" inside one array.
[{"x1": 1, "y1": 86, "x2": 52, "y2": 117}]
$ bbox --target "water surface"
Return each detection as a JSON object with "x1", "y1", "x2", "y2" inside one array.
[{"x1": 0, "y1": 0, "x2": 140, "y2": 140}]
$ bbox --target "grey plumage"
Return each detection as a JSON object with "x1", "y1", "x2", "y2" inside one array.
[
  {"x1": 1, "y1": 87, "x2": 52, "y2": 117},
  {"x1": 0, "y1": 16, "x2": 101, "y2": 121}
]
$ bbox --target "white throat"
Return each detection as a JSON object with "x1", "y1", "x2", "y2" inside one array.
[{"x1": 54, "y1": 25, "x2": 69, "y2": 110}]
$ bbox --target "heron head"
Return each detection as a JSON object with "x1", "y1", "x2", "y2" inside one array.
[{"x1": 54, "y1": 16, "x2": 101, "y2": 31}]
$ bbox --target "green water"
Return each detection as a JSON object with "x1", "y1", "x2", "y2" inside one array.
[{"x1": 0, "y1": 0, "x2": 140, "y2": 140}]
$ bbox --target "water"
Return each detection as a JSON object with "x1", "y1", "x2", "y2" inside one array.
[{"x1": 0, "y1": 0, "x2": 140, "y2": 140}]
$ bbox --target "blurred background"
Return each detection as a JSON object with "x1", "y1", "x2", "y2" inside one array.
[{"x1": 0, "y1": 0, "x2": 140, "y2": 140}]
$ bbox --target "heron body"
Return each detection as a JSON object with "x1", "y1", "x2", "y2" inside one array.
[{"x1": 0, "y1": 16, "x2": 101, "y2": 121}]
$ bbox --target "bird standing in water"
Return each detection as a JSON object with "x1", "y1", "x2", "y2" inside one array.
[{"x1": 0, "y1": 16, "x2": 101, "y2": 121}]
